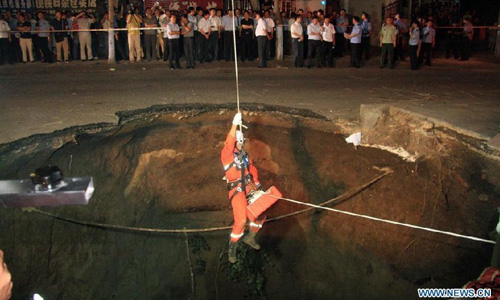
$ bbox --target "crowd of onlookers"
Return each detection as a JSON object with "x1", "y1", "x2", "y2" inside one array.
[{"x1": 0, "y1": 5, "x2": 497, "y2": 69}]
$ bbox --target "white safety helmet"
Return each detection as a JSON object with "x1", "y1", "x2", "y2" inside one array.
[{"x1": 236, "y1": 130, "x2": 245, "y2": 145}]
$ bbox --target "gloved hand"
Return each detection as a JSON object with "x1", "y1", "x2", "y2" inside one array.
[
  {"x1": 255, "y1": 182, "x2": 263, "y2": 191},
  {"x1": 232, "y1": 112, "x2": 242, "y2": 126}
]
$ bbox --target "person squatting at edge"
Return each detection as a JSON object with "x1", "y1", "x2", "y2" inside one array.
[
  {"x1": 221, "y1": 113, "x2": 266, "y2": 263},
  {"x1": 0, "y1": 250, "x2": 13, "y2": 300}
]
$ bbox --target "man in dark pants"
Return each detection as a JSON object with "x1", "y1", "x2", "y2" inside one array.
[
  {"x1": 360, "y1": 12, "x2": 371, "y2": 62},
  {"x1": 222, "y1": 10, "x2": 235, "y2": 61},
  {"x1": 345, "y1": 16, "x2": 362, "y2": 68},
  {"x1": 143, "y1": 8, "x2": 158, "y2": 61},
  {"x1": 264, "y1": 10, "x2": 274, "y2": 60},
  {"x1": 6, "y1": 11, "x2": 20, "y2": 64},
  {"x1": 393, "y1": 13, "x2": 406, "y2": 62},
  {"x1": 0, "y1": 14, "x2": 10, "y2": 65},
  {"x1": 240, "y1": 10, "x2": 254, "y2": 61},
  {"x1": 166, "y1": 15, "x2": 181, "y2": 69},
  {"x1": 187, "y1": 7, "x2": 198, "y2": 61},
  {"x1": 460, "y1": 17, "x2": 473, "y2": 61},
  {"x1": 445, "y1": 21, "x2": 461, "y2": 59},
  {"x1": 36, "y1": 12, "x2": 52, "y2": 63},
  {"x1": 335, "y1": 9, "x2": 348, "y2": 56},
  {"x1": 418, "y1": 20, "x2": 435, "y2": 66},
  {"x1": 379, "y1": 17, "x2": 398, "y2": 69},
  {"x1": 197, "y1": 10, "x2": 210, "y2": 63},
  {"x1": 305, "y1": 16, "x2": 321, "y2": 68},
  {"x1": 321, "y1": 16, "x2": 335, "y2": 67},
  {"x1": 290, "y1": 15, "x2": 303, "y2": 67},
  {"x1": 181, "y1": 14, "x2": 195, "y2": 68},
  {"x1": 208, "y1": 8, "x2": 221, "y2": 62},
  {"x1": 408, "y1": 19, "x2": 421, "y2": 70},
  {"x1": 255, "y1": 12, "x2": 268, "y2": 68}
]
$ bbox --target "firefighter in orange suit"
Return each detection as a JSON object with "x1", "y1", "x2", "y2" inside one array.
[{"x1": 221, "y1": 112, "x2": 266, "y2": 263}]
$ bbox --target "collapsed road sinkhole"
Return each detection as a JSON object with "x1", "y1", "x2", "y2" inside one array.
[{"x1": 0, "y1": 104, "x2": 499, "y2": 300}]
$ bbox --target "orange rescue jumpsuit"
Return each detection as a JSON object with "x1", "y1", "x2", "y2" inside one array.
[{"x1": 221, "y1": 133, "x2": 266, "y2": 242}]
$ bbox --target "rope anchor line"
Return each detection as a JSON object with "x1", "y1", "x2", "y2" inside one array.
[
  {"x1": 268, "y1": 195, "x2": 496, "y2": 245},
  {"x1": 24, "y1": 171, "x2": 495, "y2": 245}
]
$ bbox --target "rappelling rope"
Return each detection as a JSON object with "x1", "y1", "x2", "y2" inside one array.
[
  {"x1": 26, "y1": 171, "x2": 390, "y2": 233},
  {"x1": 229, "y1": 0, "x2": 242, "y2": 135},
  {"x1": 24, "y1": 170, "x2": 495, "y2": 244},
  {"x1": 230, "y1": 6, "x2": 240, "y2": 114},
  {"x1": 267, "y1": 195, "x2": 496, "y2": 245}
]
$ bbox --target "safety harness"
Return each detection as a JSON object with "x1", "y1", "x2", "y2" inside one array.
[{"x1": 224, "y1": 146, "x2": 255, "y2": 205}]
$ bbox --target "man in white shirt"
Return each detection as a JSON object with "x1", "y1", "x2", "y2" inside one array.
[
  {"x1": 167, "y1": 14, "x2": 180, "y2": 70},
  {"x1": 305, "y1": 16, "x2": 322, "y2": 68},
  {"x1": 221, "y1": 10, "x2": 236, "y2": 61},
  {"x1": 263, "y1": 10, "x2": 274, "y2": 59},
  {"x1": 290, "y1": 14, "x2": 303, "y2": 68},
  {"x1": 208, "y1": 8, "x2": 221, "y2": 61},
  {"x1": 255, "y1": 12, "x2": 269, "y2": 68},
  {"x1": 0, "y1": 14, "x2": 10, "y2": 65},
  {"x1": 197, "y1": 10, "x2": 211, "y2": 63},
  {"x1": 321, "y1": 16, "x2": 335, "y2": 67}
]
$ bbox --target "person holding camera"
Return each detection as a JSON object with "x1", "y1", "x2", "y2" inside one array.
[
  {"x1": 74, "y1": 10, "x2": 95, "y2": 61},
  {"x1": 126, "y1": 8, "x2": 142, "y2": 62},
  {"x1": 51, "y1": 10, "x2": 69, "y2": 63}
]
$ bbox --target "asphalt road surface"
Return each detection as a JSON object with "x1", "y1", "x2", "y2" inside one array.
[{"x1": 1, "y1": 54, "x2": 499, "y2": 145}]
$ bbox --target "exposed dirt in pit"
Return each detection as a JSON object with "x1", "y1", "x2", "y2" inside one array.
[{"x1": 0, "y1": 107, "x2": 498, "y2": 300}]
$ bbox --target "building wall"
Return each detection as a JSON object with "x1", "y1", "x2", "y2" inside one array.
[
  {"x1": 346, "y1": 0, "x2": 385, "y2": 45},
  {"x1": 294, "y1": 0, "x2": 325, "y2": 13}
]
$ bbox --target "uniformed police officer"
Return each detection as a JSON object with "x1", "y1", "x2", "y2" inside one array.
[
  {"x1": 408, "y1": 19, "x2": 421, "y2": 70},
  {"x1": 345, "y1": 16, "x2": 362, "y2": 68},
  {"x1": 418, "y1": 20, "x2": 435, "y2": 66}
]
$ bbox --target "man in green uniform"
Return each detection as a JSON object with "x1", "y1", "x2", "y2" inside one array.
[{"x1": 379, "y1": 16, "x2": 398, "y2": 69}]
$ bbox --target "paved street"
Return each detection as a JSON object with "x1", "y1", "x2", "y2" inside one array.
[{"x1": 1, "y1": 54, "x2": 499, "y2": 145}]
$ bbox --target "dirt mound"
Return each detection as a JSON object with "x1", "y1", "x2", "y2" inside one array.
[{"x1": 0, "y1": 108, "x2": 498, "y2": 300}]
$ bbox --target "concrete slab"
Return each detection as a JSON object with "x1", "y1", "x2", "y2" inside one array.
[{"x1": 489, "y1": 134, "x2": 500, "y2": 151}]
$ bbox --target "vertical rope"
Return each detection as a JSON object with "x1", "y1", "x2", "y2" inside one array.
[{"x1": 230, "y1": 0, "x2": 243, "y2": 132}]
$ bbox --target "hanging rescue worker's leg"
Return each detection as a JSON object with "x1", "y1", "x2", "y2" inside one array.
[
  {"x1": 244, "y1": 213, "x2": 266, "y2": 250},
  {"x1": 228, "y1": 188, "x2": 247, "y2": 263}
]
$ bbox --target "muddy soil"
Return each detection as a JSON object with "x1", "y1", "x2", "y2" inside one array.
[{"x1": 0, "y1": 109, "x2": 498, "y2": 300}]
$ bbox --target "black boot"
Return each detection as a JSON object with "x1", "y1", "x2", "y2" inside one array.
[
  {"x1": 228, "y1": 241, "x2": 237, "y2": 264},
  {"x1": 243, "y1": 231, "x2": 261, "y2": 250}
]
